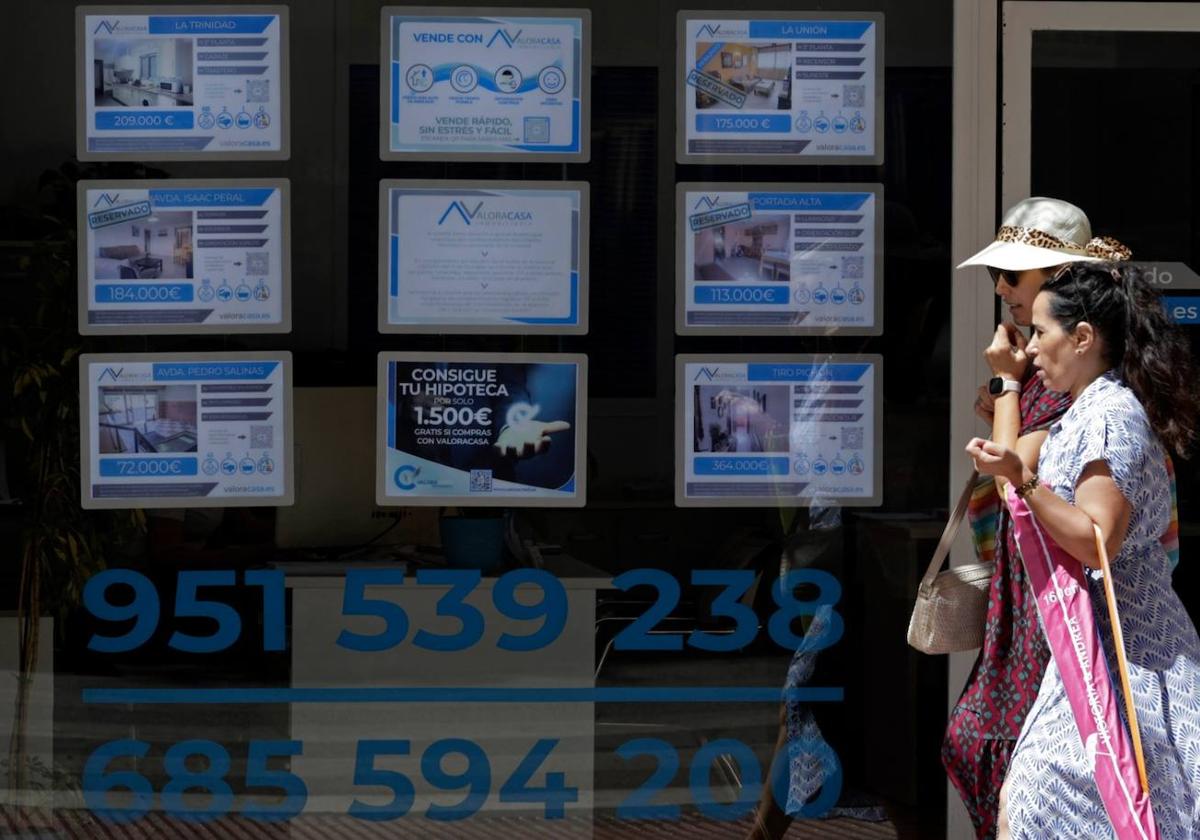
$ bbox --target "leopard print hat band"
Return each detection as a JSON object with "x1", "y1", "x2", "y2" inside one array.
[{"x1": 994, "y1": 224, "x2": 1133, "y2": 262}]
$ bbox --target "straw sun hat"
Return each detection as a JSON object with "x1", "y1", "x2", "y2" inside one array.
[{"x1": 958, "y1": 197, "x2": 1131, "y2": 272}]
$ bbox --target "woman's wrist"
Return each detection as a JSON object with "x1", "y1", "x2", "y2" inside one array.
[
  {"x1": 1007, "y1": 464, "x2": 1034, "y2": 488},
  {"x1": 1013, "y1": 468, "x2": 1039, "y2": 498}
]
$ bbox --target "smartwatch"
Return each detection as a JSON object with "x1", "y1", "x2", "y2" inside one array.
[{"x1": 988, "y1": 376, "x2": 1021, "y2": 396}]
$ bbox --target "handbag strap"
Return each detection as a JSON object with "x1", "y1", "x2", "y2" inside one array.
[{"x1": 918, "y1": 470, "x2": 982, "y2": 590}]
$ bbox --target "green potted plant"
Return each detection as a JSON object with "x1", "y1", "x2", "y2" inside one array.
[{"x1": 2, "y1": 162, "x2": 146, "y2": 810}]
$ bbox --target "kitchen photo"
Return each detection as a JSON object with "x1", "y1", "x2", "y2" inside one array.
[
  {"x1": 93, "y1": 211, "x2": 193, "y2": 280},
  {"x1": 694, "y1": 41, "x2": 793, "y2": 110},
  {"x1": 692, "y1": 214, "x2": 792, "y2": 282},
  {"x1": 93, "y1": 37, "x2": 194, "y2": 107}
]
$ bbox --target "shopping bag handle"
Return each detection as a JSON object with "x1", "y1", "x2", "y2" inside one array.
[{"x1": 1093, "y1": 522, "x2": 1150, "y2": 797}]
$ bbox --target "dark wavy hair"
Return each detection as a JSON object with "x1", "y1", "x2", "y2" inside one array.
[{"x1": 1040, "y1": 261, "x2": 1200, "y2": 456}]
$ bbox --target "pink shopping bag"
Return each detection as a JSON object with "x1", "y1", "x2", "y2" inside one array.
[{"x1": 1007, "y1": 488, "x2": 1157, "y2": 839}]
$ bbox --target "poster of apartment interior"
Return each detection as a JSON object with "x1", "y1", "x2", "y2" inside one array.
[
  {"x1": 92, "y1": 36, "x2": 195, "y2": 108},
  {"x1": 78, "y1": 6, "x2": 289, "y2": 160},
  {"x1": 92, "y1": 211, "x2": 193, "y2": 281},
  {"x1": 80, "y1": 352, "x2": 294, "y2": 509},
  {"x1": 98, "y1": 384, "x2": 199, "y2": 454},
  {"x1": 677, "y1": 11, "x2": 884, "y2": 165},
  {"x1": 675, "y1": 354, "x2": 882, "y2": 507},
  {"x1": 78, "y1": 179, "x2": 291, "y2": 334},
  {"x1": 695, "y1": 42, "x2": 793, "y2": 111},
  {"x1": 677, "y1": 183, "x2": 883, "y2": 336},
  {"x1": 692, "y1": 214, "x2": 791, "y2": 283}
]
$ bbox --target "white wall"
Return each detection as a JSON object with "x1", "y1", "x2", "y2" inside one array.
[{"x1": 93, "y1": 223, "x2": 141, "y2": 252}]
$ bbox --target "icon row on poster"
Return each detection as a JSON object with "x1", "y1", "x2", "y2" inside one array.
[
  {"x1": 78, "y1": 7, "x2": 881, "y2": 164},
  {"x1": 79, "y1": 353, "x2": 881, "y2": 510}
]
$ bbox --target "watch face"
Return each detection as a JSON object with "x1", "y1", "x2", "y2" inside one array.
[{"x1": 989, "y1": 377, "x2": 1018, "y2": 396}]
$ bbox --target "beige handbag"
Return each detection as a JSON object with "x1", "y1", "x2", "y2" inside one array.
[{"x1": 907, "y1": 471, "x2": 996, "y2": 654}]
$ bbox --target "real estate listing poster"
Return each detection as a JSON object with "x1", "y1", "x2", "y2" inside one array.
[
  {"x1": 80, "y1": 353, "x2": 294, "y2": 509},
  {"x1": 377, "y1": 353, "x2": 587, "y2": 506},
  {"x1": 77, "y1": 6, "x2": 289, "y2": 160},
  {"x1": 379, "y1": 180, "x2": 588, "y2": 333},
  {"x1": 676, "y1": 355, "x2": 881, "y2": 507},
  {"x1": 380, "y1": 8, "x2": 590, "y2": 161},
  {"x1": 78, "y1": 179, "x2": 290, "y2": 334},
  {"x1": 677, "y1": 12, "x2": 883, "y2": 164},
  {"x1": 677, "y1": 183, "x2": 882, "y2": 335}
]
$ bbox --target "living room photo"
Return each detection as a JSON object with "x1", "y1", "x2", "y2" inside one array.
[
  {"x1": 692, "y1": 214, "x2": 791, "y2": 282},
  {"x1": 693, "y1": 41, "x2": 792, "y2": 110},
  {"x1": 93, "y1": 212, "x2": 194, "y2": 280}
]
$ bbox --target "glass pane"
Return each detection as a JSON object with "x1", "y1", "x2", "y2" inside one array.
[
  {"x1": 1, "y1": 3, "x2": 952, "y2": 838},
  {"x1": 1032, "y1": 29, "x2": 1200, "y2": 620}
]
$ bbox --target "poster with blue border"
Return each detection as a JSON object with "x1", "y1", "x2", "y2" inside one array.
[
  {"x1": 676, "y1": 11, "x2": 883, "y2": 165},
  {"x1": 77, "y1": 6, "x2": 289, "y2": 160},
  {"x1": 379, "y1": 180, "x2": 588, "y2": 334},
  {"x1": 376, "y1": 353, "x2": 588, "y2": 507},
  {"x1": 78, "y1": 179, "x2": 291, "y2": 334},
  {"x1": 676, "y1": 183, "x2": 883, "y2": 335},
  {"x1": 676, "y1": 354, "x2": 882, "y2": 507},
  {"x1": 380, "y1": 7, "x2": 590, "y2": 161},
  {"x1": 80, "y1": 352, "x2": 294, "y2": 509}
]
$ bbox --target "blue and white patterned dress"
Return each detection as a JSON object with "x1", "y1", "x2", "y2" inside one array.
[{"x1": 1005, "y1": 371, "x2": 1200, "y2": 839}]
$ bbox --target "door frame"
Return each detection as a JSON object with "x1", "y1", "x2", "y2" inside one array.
[
  {"x1": 948, "y1": 0, "x2": 999, "y2": 831},
  {"x1": 1003, "y1": 1, "x2": 1200, "y2": 208}
]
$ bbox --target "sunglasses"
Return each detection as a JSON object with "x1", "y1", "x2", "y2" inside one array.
[
  {"x1": 986, "y1": 266, "x2": 1016, "y2": 287},
  {"x1": 986, "y1": 264, "x2": 1071, "y2": 287}
]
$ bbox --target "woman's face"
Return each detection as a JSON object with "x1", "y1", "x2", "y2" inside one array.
[
  {"x1": 992, "y1": 267, "x2": 1055, "y2": 326},
  {"x1": 1026, "y1": 290, "x2": 1078, "y2": 392}
]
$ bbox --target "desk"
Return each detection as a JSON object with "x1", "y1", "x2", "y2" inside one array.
[{"x1": 280, "y1": 556, "x2": 609, "y2": 830}]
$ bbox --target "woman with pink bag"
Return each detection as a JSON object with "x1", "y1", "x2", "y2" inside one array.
[{"x1": 967, "y1": 262, "x2": 1200, "y2": 838}]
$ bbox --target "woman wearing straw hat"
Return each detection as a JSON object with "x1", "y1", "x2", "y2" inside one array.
[
  {"x1": 943, "y1": 198, "x2": 1137, "y2": 839},
  {"x1": 966, "y1": 261, "x2": 1200, "y2": 838}
]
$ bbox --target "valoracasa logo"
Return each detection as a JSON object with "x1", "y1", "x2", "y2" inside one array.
[
  {"x1": 98, "y1": 367, "x2": 124, "y2": 382},
  {"x1": 393, "y1": 465, "x2": 420, "y2": 491},
  {"x1": 93, "y1": 20, "x2": 120, "y2": 34},
  {"x1": 437, "y1": 200, "x2": 484, "y2": 226},
  {"x1": 696, "y1": 24, "x2": 722, "y2": 38},
  {"x1": 692, "y1": 195, "x2": 722, "y2": 211},
  {"x1": 486, "y1": 28, "x2": 523, "y2": 48},
  {"x1": 693, "y1": 367, "x2": 721, "y2": 381},
  {"x1": 93, "y1": 193, "x2": 122, "y2": 208}
]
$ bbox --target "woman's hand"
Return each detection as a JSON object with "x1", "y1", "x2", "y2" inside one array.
[
  {"x1": 984, "y1": 323, "x2": 1029, "y2": 380},
  {"x1": 965, "y1": 437, "x2": 1025, "y2": 485},
  {"x1": 974, "y1": 384, "x2": 996, "y2": 423}
]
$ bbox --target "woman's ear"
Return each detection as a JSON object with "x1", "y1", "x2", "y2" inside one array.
[{"x1": 1072, "y1": 321, "x2": 1096, "y2": 355}]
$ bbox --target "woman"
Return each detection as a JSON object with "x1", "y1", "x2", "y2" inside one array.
[
  {"x1": 944, "y1": 198, "x2": 1132, "y2": 839},
  {"x1": 967, "y1": 262, "x2": 1200, "y2": 837}
]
